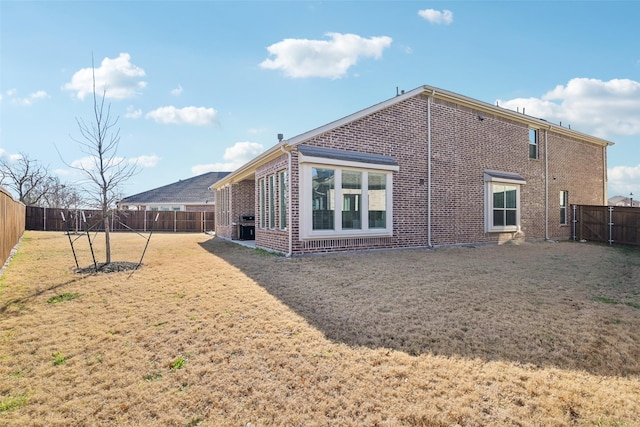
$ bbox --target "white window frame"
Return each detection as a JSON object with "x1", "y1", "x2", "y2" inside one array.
[
  {"x1": 279, "y1": 170, "x2": 287, "y2": 230},
  {"x1": 560, "y1": 190, "x2": 568, "y2": 225},
  {"x1": 259, "y1": 178, "x2": 266, "y2": 229},
  {"x1": 299, "y1": 155, "x2": 398, "y2": 240},
  {"x1": 268, "y1": 174, "x2": 276, "y2": 229},
  {"x1": 484, "y1": 171, "x2": 526, "y2": 233},
  {"x1": 529, "y1": 128, "x2": 539, "y2": 160}
]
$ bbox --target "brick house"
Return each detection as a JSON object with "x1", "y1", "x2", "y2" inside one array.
[{"x1": 211, "y1": 85, "x2": 612, "y2": 255}]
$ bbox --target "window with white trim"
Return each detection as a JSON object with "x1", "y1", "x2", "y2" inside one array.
[
  {"x1": 279, "y1": 170, "x2": 287, "y2": 230},
  {"x1": 268, "y1": 174, "x2": 276, "y2": 229},
  {"x1": 484, "y1": 171, "x2": 526, "y2": 233},
  {"x1": 299, "y1": 145, "x2": 398, "y2": 239},
  {"x1": 529, "y1": 129, "x2": 538, "y2": 159},
  {"x1": 259, "y1": 178, "x2": 266, "y2": 229},
  {"x1": 560, "y1": 191, "x2": 568, "y2": 225}
]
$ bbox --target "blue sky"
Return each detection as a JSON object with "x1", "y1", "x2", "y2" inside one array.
[{"x1": 1, "y1": 1, "x2": 639, "y2": 199}]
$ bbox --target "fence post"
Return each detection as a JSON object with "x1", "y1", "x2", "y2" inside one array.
[
  {"x1": 572, "y1": 205, "x2": 577, "y2": 241},
  {"x1": 174, "y1": 210, "x2": 177, "y2": 233},
  {"x1": 43, "y1": 207, "x2": 47, "y2": 231},
  {"x1": 608, "y1": 206, "x2": 614, "y2": 245}
]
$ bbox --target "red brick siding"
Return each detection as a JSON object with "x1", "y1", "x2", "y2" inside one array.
[
  {"x1": 255, "y1": 156, "x2": 289, "y2": 254},
  {"x1": 217, "y1": 92, "x2": 607, "y2": 254}
]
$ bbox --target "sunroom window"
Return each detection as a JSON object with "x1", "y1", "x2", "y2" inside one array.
[
  {"x1": 299, "y1": 145, "x2": 398, "y2": 239},
  {"x1": 484, "y1": 170, "x2": 526, "y2": 233}
]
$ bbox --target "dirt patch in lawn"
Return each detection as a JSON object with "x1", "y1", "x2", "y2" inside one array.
[{"x1": 0, "y1": 231, "x2": 638, "y2": 426}]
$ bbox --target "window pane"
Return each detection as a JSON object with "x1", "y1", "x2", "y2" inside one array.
[
  {"x1": 342, "y1": 171, "x2": 361, "y2": 229},
  {"x1": 369, "y1": 173, "x2": 387, "y2": 228},
  {"x1": 268, "y1": 175, "x2": 275, "y2": 228},
  {"x1": 505, "y1": 209, "x2": 516, "y2": 226},
  {"x1": 312, "y1": 168, "x2": 335, "y2": 230},
  {"x1": 493, "y1": 185, "x2": 505, "y2": 208},
  {"x1": 493, "y1": 210, "x2": 504, "y2": 227},
  {"x1": 259, "y1": 179, "x2": 266, "y2": 228},
  {"x1": 505, "y1": 187, "x2": 517, "y2": 208},
  {"x1": 279, "y1": 171, "x2": 287, "y2": 229}
]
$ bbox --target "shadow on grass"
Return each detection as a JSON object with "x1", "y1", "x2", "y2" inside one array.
[
  {"x1": 0, "y1": 275, "x2": 90, "y2": 317},
  {"x1": 199, "y1": 238, "x2": 640, "y2": 378}
]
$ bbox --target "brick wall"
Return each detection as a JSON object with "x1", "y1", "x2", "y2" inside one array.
[
  {"x1": 216, "y1": 91, "x2": 607, "y2": 255},
  {"x1": 255, "y1": 156, "x2": 289, "y2": 253},
  {"x1": 285, "y1": 94, "x2": 606, "y2": 254}
]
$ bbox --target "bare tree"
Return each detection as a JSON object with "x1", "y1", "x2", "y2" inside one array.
[
  {"x1": 0, "y1": 152, "x2": 51, "y2": 205},
  {"x1": 39, "y1": 177, "x2": 85, "y2": 209},
  {"x1": 66, "y1": 63, "x2": 139, "y2": 264}
]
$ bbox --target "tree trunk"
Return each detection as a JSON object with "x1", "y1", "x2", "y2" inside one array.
[{"x1": 103, "y1": 207, "x2": 111, "y2": 264}]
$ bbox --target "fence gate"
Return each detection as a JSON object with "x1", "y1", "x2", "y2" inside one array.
[{"x1": 574, "y1": 205, "x2": 640, "y2": 246}]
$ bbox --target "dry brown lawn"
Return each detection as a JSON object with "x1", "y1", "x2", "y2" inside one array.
[{"x1": 1, "y1": 231, "x2": 639, "y2": 426}]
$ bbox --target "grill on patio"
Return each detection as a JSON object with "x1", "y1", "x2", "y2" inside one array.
[{"x1": 237, "y1": 214, "x2": 255, "y2": 240}]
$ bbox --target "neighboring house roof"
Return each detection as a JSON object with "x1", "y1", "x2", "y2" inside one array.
[
  {"x1": 120, "y1": 171, "x2": 230, "y2": 205},
  {"x1": 212, "y1": 84, "x2": 615, "y2": 189}
]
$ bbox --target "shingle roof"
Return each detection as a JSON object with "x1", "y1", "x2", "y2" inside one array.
[
  {"x1": 298, "y1": 145, "x2": 398, "y2": 166},
  {"x1": 119, "y1": 171, "x2": 230, "y2": 205}
]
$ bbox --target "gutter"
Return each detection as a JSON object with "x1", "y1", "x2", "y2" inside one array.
[
  {"x1": 545, "y1": 127, "x2": 550, "y2": 240},
  {"x1": 603, "y1": 145, "x2": 609, "y2": 205},
  {"x1": 427, "y1": 90, "x2": 434, "y2": 247}
]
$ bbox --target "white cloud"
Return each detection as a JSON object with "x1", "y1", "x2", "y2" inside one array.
[
  {"x1": 171, "y1": 85, "x2": 183, "y2": 96},
  {"x1": 124, "y1": 105, "x2": 143, "y2": 119},
  {"x1": 259, "y1": 32, "x2": 392, "y2": 79},
  {"x1": 130, "y1": 154, "x2": 160, "y2": 168},
  {"x1": 191, "y1": 141, "x2": 264, "y2": 174},
  {"x1": 63, "y1": 53, "x2": 147, "y2": 100},
  {"x1": 608, "y1": 164, "x2": 640, "y2": 196},
  {"x1": 145, "y1": 106, "x2": 218, "y2": 126},
  {"x1": 0, "y1": 149, "x2": 23, "y2": 162},
  {"x1": 496, "y1": 78, "x2": 640, "y2": 138},
  {"x1": 70, "y1": 154, "x2": 144, "y2": 170},
  {"x1": 418, "y1": 9, "x2": 453, "y2": 25},
  {"x1": 3, "y1": 89, "x2": 49, "y2": 106}
]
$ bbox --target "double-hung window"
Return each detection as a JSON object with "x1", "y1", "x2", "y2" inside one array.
[
  {"x1": 268, "y1": 174, "x2": 276, "y2": 228},
  {"x1": 529, "y1": 129, "x2": 539, "y2": 159},
  {"x1": 299, "y1": 145, "x2": 398, "y2": 239},
  {"x1": 560, "y1": 191, "x2": 568, "y2": 225},
  {"x1": 259, "y1": 178, "x2": 266, "y2": 228},
  {"x1": 484, "y1": 170, "x2": 526, "y2": 233},
  {"x1": 279, "y1": 170, "x2": 287, "y2": 230}
]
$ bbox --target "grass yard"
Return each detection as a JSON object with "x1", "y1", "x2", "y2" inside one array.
[{"x1": 1, "y1": 231, "x2": 639, "y2": 426}]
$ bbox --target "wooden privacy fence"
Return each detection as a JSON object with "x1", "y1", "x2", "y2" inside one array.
[
  {"x1": 26, "y1": 206, "x2": 215, "y2": 233},
  {"x1": 1, "y1": 186, "x2": 26, "y2": 267},
  {"x1": 573, "y1": 205, "x2": 640, "y2": 246}
]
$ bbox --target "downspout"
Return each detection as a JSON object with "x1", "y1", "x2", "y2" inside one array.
[
  {"x1": 281, "y1": 145, "x2": 293, "y2": 257},
  {"x1": 544, "y1": 127, "x2": 549, "y2": 240},
  {"x1": 427, "y1": 90, "x2": 434, "y2": 247},
  {"x1": 602, "y1": 145, "x2": 608, "y2": 205}
]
